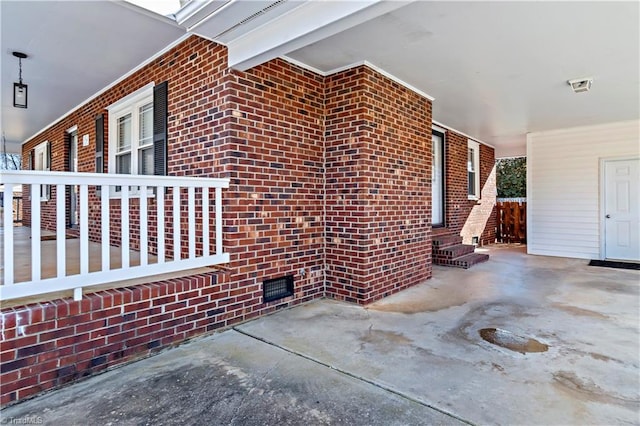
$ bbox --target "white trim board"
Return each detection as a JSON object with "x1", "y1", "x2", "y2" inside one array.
[
  {"x1": 432, "y1": 120, "x2": 494, "y2": 149},
  {"x1": 432, "y1": 124, "x2": 447, "y2": 134},
  {"x1": 281, "y1": 56, "x2": 435, "y2": 102}
]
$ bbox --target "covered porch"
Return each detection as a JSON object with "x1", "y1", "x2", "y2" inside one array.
[{"x1": 0, "y1": 170, "x2": 230, "y2": 304}]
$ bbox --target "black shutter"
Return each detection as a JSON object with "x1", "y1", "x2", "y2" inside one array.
[
  {"x1": 64, "y1": 133, "x2": 71, "y2": 226},
  {"x1": 64, "y1": 132, "x2": 71, "y2": 171},
  {"x1": 45, "y1": 141, "x2": 51, "y2": 199},
  {"x1": 95, "y1": 113, "x2": 104, "y2": 173},
  {"x1": 45, "y1": 141, "x2": 51, "y2": 171},
  {"x1": 28, "y1": 150, "x2": 33, "y2": 171},
  {"x1": 153, "y1": 81, "x2": 168, "y2": 176}
]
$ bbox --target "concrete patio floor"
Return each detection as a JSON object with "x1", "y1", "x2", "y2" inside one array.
[{"x1": 2, "y1": 245, "x2": 639, "y2": 425}]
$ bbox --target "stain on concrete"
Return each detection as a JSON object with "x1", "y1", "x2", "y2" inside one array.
[
  {"x1": 368, "y1": 287, "x2": 469, "y2": 313},
  {"x1": 479, "y1": 328, "x2": 549, "y2": 354},
  {"x1": 491, "y1": 363, "x2": 505, "y2": 373},
  {"x1": 571, "y1": 280, "x2": 639, "y2": 296},
  {"x1": 2, "y1": 331, "x2": 458, "y2": 425},
  {"x1": 552, "y1": 303, "x2": 609, "y2": 319},
  {"x1": 446, "y1": 302, "x2": 536, "y2": 345},
  {"x1": 359, "y1": 327, "x2": 413, "y2": 354},
  {"x1": 552, "y1": 371, "x2": 640, "y2": 410},
  {"x1": 569, "y1": 349, "x2": 633, "y2": 367}
]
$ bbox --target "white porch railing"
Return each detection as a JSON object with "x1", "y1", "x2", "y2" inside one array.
[{"x1": 0, "y1": 170, "x2": 230, "y2": 301}]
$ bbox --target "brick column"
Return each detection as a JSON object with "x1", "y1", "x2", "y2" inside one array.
[{"x1": 325, "y1": 66, "x2": 432, "y2": 304}]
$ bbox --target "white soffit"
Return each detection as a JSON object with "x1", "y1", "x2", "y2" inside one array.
[
  {"x1": 188, "y1": 0, "x2": 409, "y2": 71},
  {"x1": 285, "y1": 1, "x2": 640, "y2": 155},
  {"x1": 0, "y1": 1, "x2": 184, "y2": 152}
]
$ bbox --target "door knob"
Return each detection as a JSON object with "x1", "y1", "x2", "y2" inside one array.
[{"x1": 605, "y1": 214, "x2": 611, "y2": 219}]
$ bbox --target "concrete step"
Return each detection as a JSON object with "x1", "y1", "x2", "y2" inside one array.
[
  {"x1": 439, "y1": 252, "x2": 490, "y2": 269},
  {"x1": 432, "y1": 234, "x2": 463, "y2": 249},
  {"x1": 434, "y1": 243, "x2": 476, "y2": 260}
]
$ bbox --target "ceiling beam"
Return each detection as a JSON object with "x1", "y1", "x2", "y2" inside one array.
[{"x1": 225, "y1": 0, "x2": 409, "y2": 71}]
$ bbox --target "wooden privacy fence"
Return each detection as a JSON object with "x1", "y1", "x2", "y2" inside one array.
[{"x1": 496, "y1": 200, "x2": 526, "y2": 243}]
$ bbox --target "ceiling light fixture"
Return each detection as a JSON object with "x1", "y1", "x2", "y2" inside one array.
[
  {"x1": 567, "y1": 77, "x2": 593, "y2": 94},
  {"x1": 12, "y1": 51, "x2": 28, "y2": 108}
]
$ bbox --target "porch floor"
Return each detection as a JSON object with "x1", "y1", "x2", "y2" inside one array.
[
  {"x1": 2, "y1": 245, "x2": 639, "y2": 424},
  {"x1": 0, "y1": 226, "x2": 208, "y2": 307}
]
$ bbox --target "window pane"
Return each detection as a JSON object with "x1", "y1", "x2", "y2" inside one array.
[
  {"x1": 139, "y1": 146, "x2": 154, "y2": 175},
  {"x1": 139, "y1": 103, "x2": 153, "y2": 147},
  {"x1": 116, "y1": 153, "x2": 131, "y2": 174},
  {"x1": 468, "y1": 147, "x2": 475, "y2": 172},
  {"x1": 118, "y1": 114, "x2": 132, "y2": 152},
  {"x1": 468, "y1": 171, "x2": 476, "y2": 195}
]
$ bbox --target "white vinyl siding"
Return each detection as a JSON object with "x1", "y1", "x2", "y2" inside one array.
[{"x1": 527, "y1": 120, "x2": 640, "y2": 259}]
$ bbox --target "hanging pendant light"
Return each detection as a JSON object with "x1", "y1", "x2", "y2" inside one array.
[{"x1": 13, "y1": 51, "x2": 28, "y2": 109}]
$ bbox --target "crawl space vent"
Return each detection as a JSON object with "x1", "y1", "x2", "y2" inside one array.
[{"x1": 263, "y1": 275, "x2": 294, "y2": 303}]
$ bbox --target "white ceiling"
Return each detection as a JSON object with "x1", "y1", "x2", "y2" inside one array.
[
  {"x1": 284, "y1": 1, "x2": 640, "y2": 157},
  {"x1": 1, "y1": 1, "x2": 638, "y2": 158},
  {"x1": 0, "y1": 0, "x2": 183, "y2": 153}
]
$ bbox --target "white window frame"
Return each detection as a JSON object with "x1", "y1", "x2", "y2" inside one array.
[
  {"x1": 107, "y1": 83, "x2": 155, "y2": 197},
  {"x1": 467, "y1": 139, "x2": 480, "y2": 200},
  {"x1": 34, "y1": 141, "x2": 50, "y2": 201}
]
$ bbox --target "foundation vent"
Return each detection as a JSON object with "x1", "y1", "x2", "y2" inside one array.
[{"x1": 263, "y1": 275, "x2": 294, "y2": 303}]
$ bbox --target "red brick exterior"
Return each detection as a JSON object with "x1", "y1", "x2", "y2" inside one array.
[
  {"x1": 4, "y1": 34, "x2": 490, "y2": 406},
  {"x1": 438, "y1": 128, "x2": 496, "y2": 245},
  {"x1": 325, "y1": 67, "x2": 432, "y2": 303},
  {"x1": 9, "y1": 36, "x2": 328, "y2": 407},
  {"x1": 0, "y1": 273, "x2": 239, "y2": 405}
]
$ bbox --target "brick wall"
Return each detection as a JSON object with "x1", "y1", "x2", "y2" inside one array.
[
  {"x1": 7, "y1": 36, "x2": 326, "y2": 407},
  {"x1": 219, "y1": 59, "x2": 326, "y2": 306},
  {"x1": 5, "y1": 34, "x2": 486, "y2": 406},
  {"x1": 325, "y1": 66, "x2": 432, "y2": 304},
  {"x1": 442, "y1": 129, "x2": 496, "y2": 245},
  {"x1": 1, "y1": 272, "x2": 234, "y2": 405}
]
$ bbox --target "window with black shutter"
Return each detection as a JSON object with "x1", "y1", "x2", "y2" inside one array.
[
  {"x1": 153, "y1": 81, "x2": 168, "y2": 176},
  {"x1": 105, "y1": 82, "x2": 168, "y2": 179}
]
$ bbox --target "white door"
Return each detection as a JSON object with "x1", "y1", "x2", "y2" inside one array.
[{"x1": 604, "y1": 158, "x2": 640, "y2": 260}]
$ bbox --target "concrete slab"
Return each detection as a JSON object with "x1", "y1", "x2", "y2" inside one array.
[
  {"x1": 0, "y1": 330, "x2": 460, "y2": 425},
  {"x1": 238, "y1": 246, "x2": 640, "y2": 425},
  {"x1": 2, "y1": 245, "x2": 638, "y2": 425}
]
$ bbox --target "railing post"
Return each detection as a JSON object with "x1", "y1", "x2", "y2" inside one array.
[
  {"x1": 188, "y1": 186, "x2": 196, "y2": 259},
  {"x1": 202, "y1": 188, "x2": 209, "y2": 257},
  {"x1": 101, "y1": 185, "x2": 110, "y2": 271},
  {"x1": 140, "y1": 185, "x2": 148, "y2": 266},
  {"x1": 157, "y1": 186, "x2": 165, "y2": 263},
  {"x1": 31, "y1": 184, "x2": 41, "y2": 282},
  {"x1": 216, "y1": 186, "x2": 222, "y2": 256},
  {"x1": 80, "y1": 184, "x2": 89, "y2": 275},
  {"x1": 56, "y1": 184, "x2": 66, "y2": 278},
  {"x1": 121, "y1": 185, "x2": 130, "y2": 268},
  {"x1": 3, "y1": 184, "x2": 15, "y2": 285},
  {"x1": 173, "y1": 186, "x2": 180, "y2": 260}
]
